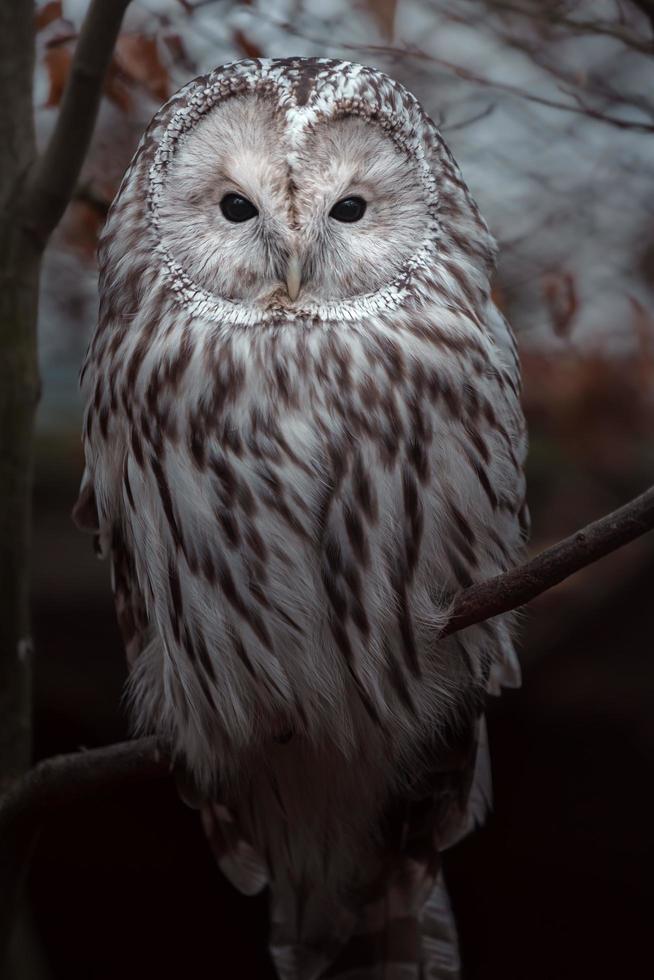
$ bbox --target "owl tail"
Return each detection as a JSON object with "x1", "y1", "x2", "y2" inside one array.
[
  {"x1": 265, "y1": 870, "x2": 460, "y2": 980},
  {"x1": 194, "y1": 715, "x2": 490, "y2": 980},
  {"x1": 200, "y1": 794, "x2": 461, "y2": 980},
  {"x1": 421, "y1": 875, "x2": 462, "y2": 979},
  {"x1": 200, "y1": 800, "x2": 269, "y2": 897}
]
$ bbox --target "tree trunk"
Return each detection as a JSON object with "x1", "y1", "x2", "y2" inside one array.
[{"x1": 0, "y1": 1, "x2": 39, "y2": 792}]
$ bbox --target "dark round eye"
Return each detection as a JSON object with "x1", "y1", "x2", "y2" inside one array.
[
  {"x1": 329, "y1": 196, "x2": 367, "y2": 223},
  {"x1": 220, "y1": 193, "x2": 258, "y2": 223}
]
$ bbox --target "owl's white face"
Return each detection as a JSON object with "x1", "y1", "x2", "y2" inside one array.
[{"x1": 157, "y1": 94, "x2": 431, "y2": 308}]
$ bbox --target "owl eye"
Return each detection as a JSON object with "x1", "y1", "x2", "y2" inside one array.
[
  {"x1": 329, "y1": 196, "x2": 367, "y2": 223},
  {"x1": 220, "y1": 193, "x2": 258, "y2": 223}
]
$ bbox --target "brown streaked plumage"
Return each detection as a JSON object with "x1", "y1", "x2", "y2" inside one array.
[{"x1": 76, "y1": 58, "x2": 528, "y2": 980}]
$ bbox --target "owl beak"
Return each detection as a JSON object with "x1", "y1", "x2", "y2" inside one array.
[{"x1": 285, "y1": 254, "x2": 302, "y2": 302}]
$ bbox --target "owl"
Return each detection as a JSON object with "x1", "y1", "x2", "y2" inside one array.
[{"x1": 74, "y1": 59, "x2": 528, "y2": 980}]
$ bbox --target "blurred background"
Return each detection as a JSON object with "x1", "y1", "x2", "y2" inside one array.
[{"x1": 22, "y1": 1, "x2": 654, "y2": 977}]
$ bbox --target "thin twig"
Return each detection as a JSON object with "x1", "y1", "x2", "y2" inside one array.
[
  {"x1": 445, "y1": 484, "x2": 654, "y2": 634},
  {"x1": 21, "y1": 0, "x2": 132, "y2": 249},
  {"x1": 443, "y1": 102, "x2": 497, "y2": 133},
  {"x1": 0, "y1": 738, "x2": 166, "y2": 961},
  {"x1": 483, "y1": 0, "x2": 654, "y2": 55},
  {"x1": 251, "y1": 12, "x2": 654, "y2": 134}
]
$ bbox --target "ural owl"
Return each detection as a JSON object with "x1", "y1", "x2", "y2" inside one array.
[{"x1": 75, "y1": 59, "x2": 528, "y2": 979}]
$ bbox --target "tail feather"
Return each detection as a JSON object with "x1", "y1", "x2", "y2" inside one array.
[
  {"x1": 193, "y1": 715, "x2": 492, "y2": 978},
  {"x1": 201, "y1": 801, "x2": 268, "y2": 896},
  {"x1": 420, "y1": 875, "x2": 461, "y2": 979}
]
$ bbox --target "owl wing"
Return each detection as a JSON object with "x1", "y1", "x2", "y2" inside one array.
[
  {"x1": 308, "y1": 299, "x2": 527, "y2": 979},
  {"x1": 74, "y1": 465, "x2": 271, "y2": 899},
  {"x1": 73, "y1": 471, "x2": 149, "y2": 667}
]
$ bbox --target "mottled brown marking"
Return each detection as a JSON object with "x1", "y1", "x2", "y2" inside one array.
[
  {"x1": 188, "y1": 413, "x2": 206, "y2": 469},
  {"x1": 124, "y1": 319, "x2": 156, "y2": 393},
  {"x1": 441, "y1": 380, "x2": 461, "y2": 419},
  {"x1": 230, "y1": 630, "x2": 257, "y2": 678},
  {"x1": 394, "y1": 574, "x2": 420, "y2": 677},
  {"x1": 123, "y1": 458, "x2": 135, "y2": 510},
  {"x1": 450, "y1": 503, "x2": 476, "y2": 546},
  {"x1": 168, "y1": 559, "x2": 183, "y2": 641},
  {"x1": 465, "y1": 423, "x2": 490, "y2": 465},
  {"x1": 210, "y1": 453, "x2": 237, "y2": 503},
  {"x1": 215, "y1": 505, "x2": 240, "y2": 548},
  {"x1": 150, "y1": 454, "x2": 183, "y2": 547},
  {"x1": 465, "y1": 451, "x2": 498, "y2": 510},
  {"x1": 352, "y1": 454, "x2": 378, "y2": 524},
  {"x1": 130, "y1": 427, "x2": 144, "y2": 469},
  {"x1": 166, "y1": 329, "x2": 193, "y2": 389},
  {"x1": 343, "y1": 502, "x2": 369, "y2": 567},
  {"x1": 244, "y1": 520, "x2": 268, "y2": 563},
  {"x1": 98, "y1": 406, "x2": 109, "y2": 439},
  {"x1": 444, "y1": 544, "x2": 474, "y2": 589},
  {"x1": 383, "y1": 638, "x2": 416, "y2": 714},
  {"x1": 407, "y1": 438, "x2": 429, "y2": 483},
  {"x1": 321, "y1": 565, "x2": 348, "y2": 621},
  {"x1": 201, "y1": 547, "x2": 216, "y2": 584},
  {"x1": 217, "y1": 558, "x2": 273, "y2": 652}
]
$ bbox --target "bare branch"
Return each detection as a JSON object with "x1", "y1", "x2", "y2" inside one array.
[
  {"x1": 0, "y1": 737, "x2": 166, "y2": 962},
  {"x1": 253, "y1": 12, "x2": 654, "y2": 134},
  {"x1": 394, "y1": 46, "x2": 654, "y2": 132},
  {"x1": 485, "y1": 0, "x2": 654, "y2": 55},
  {"x1": 443, "y1": 102, "x2": 497, "y2": 133},
  {"x1": 445, "y1": 484, "x2": 654, "y2": 635},
  {"x1": 22, "y1": 0, "x2": 132, "y2": 249}
]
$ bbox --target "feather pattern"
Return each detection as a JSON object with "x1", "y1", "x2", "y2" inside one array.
[{"x1": 76, "y1": 58, "x2": 528, "y2": 979}]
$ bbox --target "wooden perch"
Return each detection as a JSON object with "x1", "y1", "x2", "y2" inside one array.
[
  {"x1": 22, "y1": 0, "x2": 132, "y2": 248},
  {"x1": 445, "y1": 483, "x2": 654, "y2": 635},
  {"x1": 0, "y1": 484, "x2": 652, "y2": 957},
  {"x1": 0, "y1": 738, "x2": 165, "y2": 960}
]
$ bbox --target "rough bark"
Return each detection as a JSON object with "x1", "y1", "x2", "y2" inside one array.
[
  {"x1": 22, "y1": 0, "x2": 132, "y2": 247},
  {"x1": 0, "y1": 0, "x2": 40, "y2": 795},
  {"x1": 0, "y1": 0, "x2": 133, "y2": 792},
  {"x1": 0, "y1": 0, "x2": 132, "y2": 972}
]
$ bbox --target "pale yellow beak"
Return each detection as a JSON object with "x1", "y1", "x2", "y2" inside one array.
[{"x1": 286, "y1": 254, "x2": 302, "y2": 302}]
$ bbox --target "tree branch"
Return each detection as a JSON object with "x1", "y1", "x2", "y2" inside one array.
[
  {"x1": 485, "y1": 0, "x2": 654, "y2": 55},
  {"x1": 21, "y1": 0, "x2": 132, "y2": 249},
  {"x1": 0, "y1": 737, "x2": 166, "y2": 961},
  {"x1": 254, "y1": 12, "x2": 654, "y2": 134},
  {"x1": 444, "y1": 483, "x2": 654, "y2": 635}
]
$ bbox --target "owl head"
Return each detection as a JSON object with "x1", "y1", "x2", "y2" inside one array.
[
  {"x1": 156, "y1": 90, "x2": 433, "y2": 308},
  {"x1": 104, "y1": 59, "x2": 495, "y2": 325}
]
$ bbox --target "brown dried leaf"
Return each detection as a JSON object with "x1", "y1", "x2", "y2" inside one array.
[
  {"x1": 490, "y1": 283, "x2": 508, "y2": 313},
  {"x1": 104, "y1": 62, "x2": 132, "y2": 113},
  {"x1": 44, "y1": 44, "x2": 72, "y2": 108},
  {"x1": 162, "y1": 32, "x2": 192, "y2": 71},
  {"x1": 542, "y1": 270, "x2": 578, "y2": 338},
  {"x1": 114, "y1": 34, "x2": 170, "y2": 104},
  {"x1": 35, "y1": 1, "x2": 62, "y2": 32},
  {"x1": 232, "y1": 28, "x2": 264, "y2": 59},
  {"x1": 60, "y1": 199, "x2": 106, "y2": 261}
]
